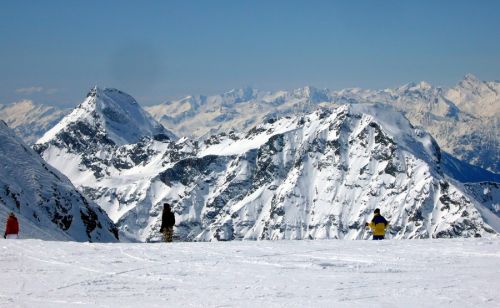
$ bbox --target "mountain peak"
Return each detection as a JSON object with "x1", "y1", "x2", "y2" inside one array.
[
  {"x1": 222, "y1": 86, "x2": 256, "y2": 103},
  {"x1": 458, "y1": 74, "x2": 484, "y2": 88},
  {"x1": 398, "y1": 80, "x2": 434, "y2": 92},
  {"x1": 463, "y1": 73, "x2": 480, "y2": 82},
  {"x1": 37, "y1": 87, "x2": 176, "y2": 146},
  {"x1": 417, "y1": 81, "x2": 432, "y2": 90},
  {"x1": 86, "y1": 85, "x2": 100, "y2": 98},
  {"x1": 293, "y1": 85, "x2": 330, "y2": 102}
]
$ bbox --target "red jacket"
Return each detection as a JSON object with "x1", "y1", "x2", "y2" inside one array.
[{"x1": 5, "y1": 216, "x2": 19, "y2": 235}]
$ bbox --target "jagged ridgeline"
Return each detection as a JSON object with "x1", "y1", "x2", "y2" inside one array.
[
  {"x1": 0, "y1": 120, "x2": 118, "y2": 242},
  {"x1": 34, "y1": 87, "x2": 500, "y2": 242},
  {"x1": 3, "y1": 75, "x2": 499, "y2": 173}
]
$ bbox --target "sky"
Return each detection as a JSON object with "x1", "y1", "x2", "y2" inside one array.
[{"x1": 1, "y1": 0, "x2": 500, "y2": 107}]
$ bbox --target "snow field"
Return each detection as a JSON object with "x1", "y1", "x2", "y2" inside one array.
[{"x1": 0, "y1": 238, "x2": 499, "y2": 307}]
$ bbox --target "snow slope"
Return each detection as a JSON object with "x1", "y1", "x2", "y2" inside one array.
[
  {"x1": 0, "y1": 238, "x2": 499, "y2": 307},
  {"x1": 0, "y1": 120, "x2": 118, "y2": 242},
  {"x1": 36, "y1": 102, "x2": 500, "y2": 242}
]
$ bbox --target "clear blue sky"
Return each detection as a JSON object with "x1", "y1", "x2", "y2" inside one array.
[{"x1": 1, "y1": 0, "x2": 499, "y2": 106}]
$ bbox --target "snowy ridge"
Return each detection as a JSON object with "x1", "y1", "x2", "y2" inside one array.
[
  {"x1": 0, "y1": 120, "x2": 118, "y2": 242},
  {"x1": 37, "y1": 100, "x2": 499, "y2": 242}
]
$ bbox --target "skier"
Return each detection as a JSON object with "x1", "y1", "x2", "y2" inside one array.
[
  {"x1": 160, "y1": 203, "x2": 175, "y2": 242},
  {"x1": 4, "y1": 212, "x2": 19, "y2": 239},
  {"x1": 365, "y1": 208, "x2": 388, "y2": 240}
]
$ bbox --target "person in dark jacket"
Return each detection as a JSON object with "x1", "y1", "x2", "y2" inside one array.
[
  {"x1": 160, "y1": 203, "x2": 175, "y2": 242},
  {"x1": 365, "y1": 208, "x2": 388, "y2": 240},
  {"x1": 4, "y1": 212, "x2": 19, "y2": 239}
]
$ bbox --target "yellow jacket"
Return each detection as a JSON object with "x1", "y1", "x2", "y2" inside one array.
[{"x1": 368, "y1": 214, "x2": 389, "y2": 236}]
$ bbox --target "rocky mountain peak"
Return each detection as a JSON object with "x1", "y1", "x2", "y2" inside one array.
[
  {"x1": 293, "y1": 86, "x2": 330, "y2": 103},
  {"x1": 37, "y1": 87, "x2": 176, "y2": 147},
  {"x1": 461, "y1": 73, "x2": 481, "y2": 85}
]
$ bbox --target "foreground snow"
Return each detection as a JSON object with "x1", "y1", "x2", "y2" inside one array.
[{"x1": 1, "y1": 239, "x2": 499, "y2": 307}]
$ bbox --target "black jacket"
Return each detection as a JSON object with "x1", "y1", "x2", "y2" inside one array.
[{"x1": 160, "y1": 210, "x2": 175, "y2": 231}]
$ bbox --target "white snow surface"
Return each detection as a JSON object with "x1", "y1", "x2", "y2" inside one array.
[{"x1": 0, "y1": 238, "x2": 499, "y2": 307}]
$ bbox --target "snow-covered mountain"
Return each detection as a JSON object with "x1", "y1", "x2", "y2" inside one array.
[
  {"x1": 0, "y1": 120, "x2": 118, "y2": 242},
  {"x1": 36, "y1": 93, "x2": 500, "y2": 241},
  {"x1": 0, "y1": 100, "x2": 69, "y2": 144},
  {"x1": 34, "y1": 87, "x2": 177, "y2": 181},
  {"x1": 145, "y1": 75, "x2": 500, "y2": 173},
  {"x1": 145, "y1": 86, "x2": 332, "y2": 139},
  {"x1": 446, "y1": 74, "x2": 500, "y2": 117},
  {"x1": 38, "y1": 87, "x2": 176, "y2": 146},
  {"x1": 330, "y1": 75, "x2": 500, "y2": 174},
  {"x1": 3, "y1": 75, "x2": 498, "y2": 172}
]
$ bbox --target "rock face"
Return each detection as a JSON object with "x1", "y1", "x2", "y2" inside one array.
[
  {"x1": 0, "y1": 120, "x2": 118, "y2": 242},
  {"x1": 35, "y1": 91, "x2": 500, "y2": 241}
]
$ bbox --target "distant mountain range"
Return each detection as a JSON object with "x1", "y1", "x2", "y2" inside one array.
[
  {"x1": 145, "y1": 74, "x2": 500, "y2": 173},
  {"x1": 33, "y1": 87, "x2": 499, "y2": 241},
  {"x1": 1, "y1": 74, "x2": 499, "y2": 173}
]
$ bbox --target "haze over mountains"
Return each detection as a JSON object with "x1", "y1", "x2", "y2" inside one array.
[
  {"x1": 30, "y1": 86, "x2": 499, "y2": 242},
  {"x1": 1, "y1": 74, "x2": 499, "y2": 173}
]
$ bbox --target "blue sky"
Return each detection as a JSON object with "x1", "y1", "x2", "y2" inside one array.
[{"x1": 1, "y1": 0, "x2": 499, "y2": 106}]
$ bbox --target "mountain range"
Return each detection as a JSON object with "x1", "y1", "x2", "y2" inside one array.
[
  {"x1": 33, "y1": 87, "x2": 500, "y2": 242},
  {"x1": 2, "y1": 74, "x2": 499, "y2": 173}
]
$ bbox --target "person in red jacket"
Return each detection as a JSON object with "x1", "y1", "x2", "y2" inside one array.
[{"x1": 4, "y1": 212, "x2": 19, "y2": 239}]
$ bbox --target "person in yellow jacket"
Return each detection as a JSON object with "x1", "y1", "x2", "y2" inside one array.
[{"x1": 365, "y1": 208, "x2": 389, "y2": 240}]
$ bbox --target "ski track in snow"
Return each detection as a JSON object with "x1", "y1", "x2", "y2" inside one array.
[{"x1": 0, "y1": 238, "x2": 499, "y2": 307}]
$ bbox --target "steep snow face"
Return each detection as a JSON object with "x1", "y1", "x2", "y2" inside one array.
[
  {"x1": 38, "y1": 87, "x2": 175, "y2": 146},
  {"x1": 0, "y1": 121, "x2": 118, "y2": 242},
  {"x1": 37, "y1": 104, "x2": 499, "y2": 242},
  {"x1": 0, "y1": 100, "x2": 69, "y2": 144}
]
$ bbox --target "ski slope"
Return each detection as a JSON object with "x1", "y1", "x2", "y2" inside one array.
[{"x1": 0, "y1": 238, "x2": 499, "y2": 307}]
